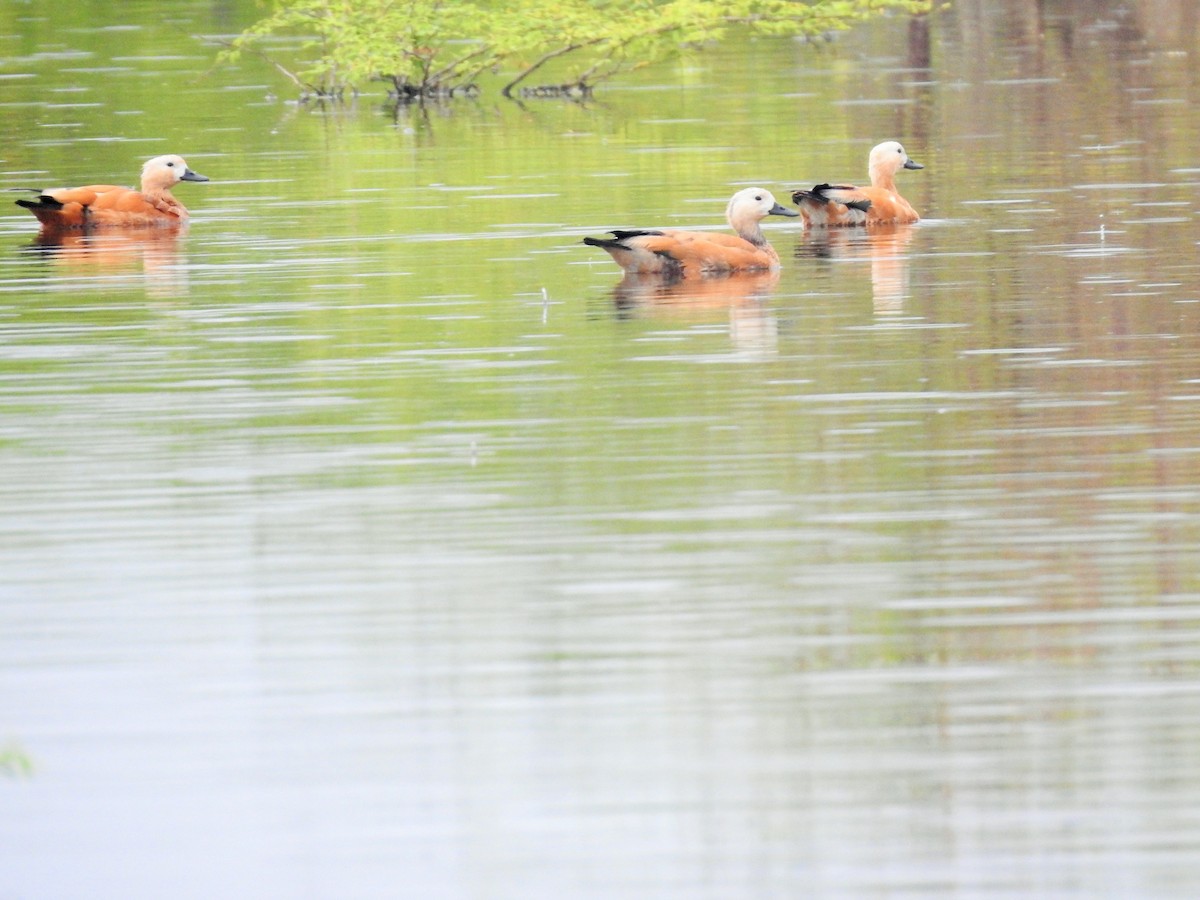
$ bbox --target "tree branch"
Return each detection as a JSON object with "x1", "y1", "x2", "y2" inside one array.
[
  {"x1": 210, "y1": 35, "x2": 312, "y2": 92},
  {"x1": 501, "y1": 35, "x2": 609, "y2": 98}
]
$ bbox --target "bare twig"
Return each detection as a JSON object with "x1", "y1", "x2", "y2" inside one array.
[
  {"x1": 501, "y1": 35, "x2": 609, "y2": 98},
  {"x1": 210, "y1": 35, "x2": 313, "y2": 91}
]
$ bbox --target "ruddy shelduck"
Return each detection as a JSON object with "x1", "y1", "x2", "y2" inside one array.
[
  {"x1": 14, "y1": 155, "x2": 209, "y2": 228},
  {"x1": 792, "y1": 141, "x2": 923, "y2": 226},
  {"x1": 584, "y1": 188, "x2": 800, "y2": 277}
]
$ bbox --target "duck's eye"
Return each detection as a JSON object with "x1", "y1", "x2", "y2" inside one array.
[
  {"x1": 754, "y1": 194, "x2": 763, "y2": 201},
  {"x1": 166, "y1": 161, "x2": 175, "y2": 167}
]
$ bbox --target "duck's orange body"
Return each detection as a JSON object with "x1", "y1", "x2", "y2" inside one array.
[
  {"x1": 14, "y1": 155, "x2": 209, "y2": 229},
  {"x1": 584, "y1": 188, "x2": 799, "y2": 277},
  {"x1": 792, "y1": 141, "x2": 923, "y2": 227}
]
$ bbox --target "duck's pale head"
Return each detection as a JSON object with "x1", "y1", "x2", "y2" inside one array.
[
  {"x1": 722, "y1": 188, "x2": 799, "y2": 247},
  {"x1": 869, "y1": 141, "x2": 923, "y2": 178},
  {"x1": 726, "y1": 187, "x2": 799, "y2": 229},
  {"x1": 141, "y1": 155, "x2": 209, "y2": 192}
]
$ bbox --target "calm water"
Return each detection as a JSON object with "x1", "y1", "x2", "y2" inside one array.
[{"x1": 2, "y1": 1, "x2": 1200, "y2": 898}]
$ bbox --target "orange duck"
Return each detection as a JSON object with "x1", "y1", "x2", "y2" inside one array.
[
  {"x1": 14, "y1": 154, "x2": 209, "y2": 229},
  {"x1": 584, "y1": 188, "x2": 799, "y2": 276},
  {"x1": 792, "y1": 141, "x2": 923, "y2": 226}
]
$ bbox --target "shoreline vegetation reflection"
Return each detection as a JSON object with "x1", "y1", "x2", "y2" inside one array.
[{"x1": 216, "y1": 0, "x2": 934, "y2": 103}]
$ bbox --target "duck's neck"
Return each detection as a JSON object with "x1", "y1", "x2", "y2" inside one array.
[
  {"x1": 734, "y1": 220, "x2": 767, "y2": 246},
  {"x1": 870, "y1": 163, "x2": 898, "y2": 192},
  {"x1": 140, "y1": 173, "x2": 178, "y2": 197}
]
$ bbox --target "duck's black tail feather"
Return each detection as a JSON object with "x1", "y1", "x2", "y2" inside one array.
[
  {"x1": 791, "y1": 184, "x2": 871, "y2": 213},
  {"x1": 13, "y1": 194, "x2": 63, "y2": 212},
  {"x1": 583, "y1": 229, "x2": 664, "y2": 250}
]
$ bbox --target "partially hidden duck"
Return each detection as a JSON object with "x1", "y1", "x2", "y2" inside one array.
[
  {"x1": 792, "y1": 141, "x2": 923, "y2": 226},
  {"x1": 14, "y1": 155, "x2": 209, "y2": 228},
  {"x1": 584, "y1": 188, "x2": 799, "y2": 276}
]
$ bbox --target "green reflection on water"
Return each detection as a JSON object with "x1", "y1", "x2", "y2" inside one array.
[{"x1": 1, "y1": 0, "x2": 1198, "y2": 608}]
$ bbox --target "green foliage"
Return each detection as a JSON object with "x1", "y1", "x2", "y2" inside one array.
[
  {"x1": 220, "y1": 0, "x2": 933, "y2": 101},
  {"x1": 0, "y1": 742, "x2": 33, "y2": 779},
  {"x1": 220, "y1": 0, "x2": 503, "y2": 99}
]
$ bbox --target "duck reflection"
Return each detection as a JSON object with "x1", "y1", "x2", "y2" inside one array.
[
  {"x1": 606, "y1": 270, "x2": 781, "y2": 357},
  {"x1": 795, "y1": 223, "x2": 917, "y2": 314},
  {"x1": 23, "y1": 226, "x2": 190, "y2": 298}
]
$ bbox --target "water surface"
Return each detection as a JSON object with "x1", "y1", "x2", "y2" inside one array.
[{"x1": 2, "y1": 1, "x2": 1199, "y2": 898}]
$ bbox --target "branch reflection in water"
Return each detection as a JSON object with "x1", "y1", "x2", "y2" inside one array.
[
  {"x1": 22, "y1": 227, "x2": 190, "y2": 299},
  {"x1": 605, "y1": 269, "x2": 781, "y2": 358},
  {"x1": 794, "y1": 223, "x2": 918, "y2": 314}
]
